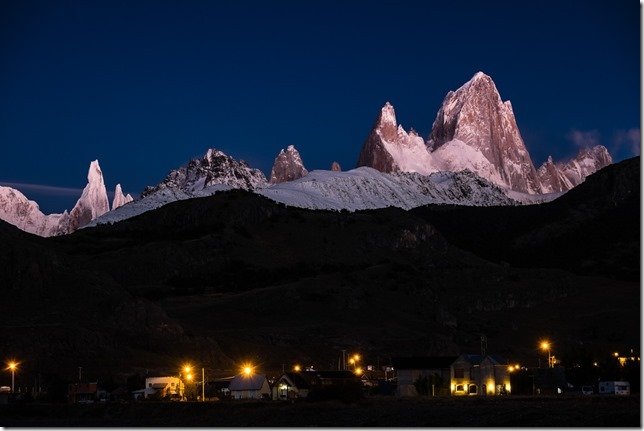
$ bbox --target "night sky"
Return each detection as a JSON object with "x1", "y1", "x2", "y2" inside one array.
[{"x1": 0, "y1": 0, "x2": 639, "y2": 213}]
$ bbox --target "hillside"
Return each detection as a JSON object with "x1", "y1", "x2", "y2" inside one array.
[{"x1": 0, "y1": 158, "x2": 639, "y2": 385}]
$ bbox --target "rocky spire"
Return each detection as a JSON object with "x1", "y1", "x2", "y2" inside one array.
[
  {"x1": 269, "y1": 145, "x2": 308, "y2": 184},
  {"x1": 330, "y1": 161, "x2": 342, "y2": 172},
  {"x1": 428, "y1": 71, "x2": 542, "y2": 194},
  {"x1": 112, "y1": 184, "x2": 134, "y2": 210},
  {"x1": 67, "y1": 160, "x2": 110, "y2": 231}
]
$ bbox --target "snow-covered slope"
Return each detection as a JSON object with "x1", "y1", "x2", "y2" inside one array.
[
  {"x1": 89, "y1": 165, "x2": 521, "y2": 227},
  {"x1": 259, "y1": 167, "x2": 517, "y2": 210},
  {"x1": 0, "y1": 186, "x2": 68, "y2": 236},
  {"x1": 143, "y1": 148, "x2": 267, "y2": 197}
]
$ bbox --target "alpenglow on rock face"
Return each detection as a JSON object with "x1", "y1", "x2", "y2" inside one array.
[
  {"x1": 112, "y1": 184, "x2": 134, "y2": 210},
  {"x1": 269, "y1": 145, "x2": 309, "y2": 184},
  {"x1": 428, "y1": 72, "x2": 541, "y2": 194},
  {"x1": 143, "y1": 148, "x2": 267, "y2": 197},
  {"x1": 66, "y1": 160, "x2": 110, "y2": 232},
  {"x1": 538, "y1": 145, "x2": 613, "y2": 193},
  {"x1": 357, "y1": 102, "x2": 436, "y2": 175},
  {"x1": 356, "y1": 72, "x2": 613, "y2": 196}
]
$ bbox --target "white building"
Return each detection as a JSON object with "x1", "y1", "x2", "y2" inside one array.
[
  {"x1": 599, "y1": 381, "x2": 630, "y2": 396},
  {"x1": 229, "y1": 374, "x2": 270, "y2": 400},
  {"x1": 144, "y1": 376, "x2": 184, "y2": 399}
]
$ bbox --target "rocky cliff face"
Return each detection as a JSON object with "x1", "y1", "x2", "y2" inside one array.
[
  {"x1": 428, "y1": 72, "x2": 541, "y2": 194},
  {"x1": 66, "y1": 160, "x2": 110, "y2": 232},
  {"x1": 538, "y1": 146, "x2": 613, "y2": 193},
  {"x1": 112, "y1": 184, "x2": 134, "y2": 210},
  {"x1": 357, "y1": 102, "x2": 436, "y2": 174},
  {"x1": 143, "y1": 148, "x2": 267, "y2": 197},
  {"x1": 0, "y1": 186, "x2": 68, "y2": 236},
  {"x1": 269, "y1": 145, "x2": 309, "y2": 184}
]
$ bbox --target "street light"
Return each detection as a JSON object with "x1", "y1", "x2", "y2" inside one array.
[
  {"x1": 540, "y1": 341, "x2": 552, "y2": 368},
  {"x1": 242, "y1": 363, "x2": 254, "y2": 377},
  {"x1": 6, "y1": 362, "x2": 17, "y2": 393}
]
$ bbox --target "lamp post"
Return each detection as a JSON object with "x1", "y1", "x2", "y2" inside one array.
[
  {"x1": 540, "y1": 341, "x2": 552, "y2": 368},
  {"x1": 7, "y1": 362, "x2": 17, "y2": 393}
]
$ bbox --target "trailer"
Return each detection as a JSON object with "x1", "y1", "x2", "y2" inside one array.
[{"x1": 598, "y1": 381, "x2": 630, "y2": 395}]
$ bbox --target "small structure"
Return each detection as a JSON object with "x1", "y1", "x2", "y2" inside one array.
[
  {"x1": 272, "y1": 372, "x2": 315, "y2": 400},
  {"x1": 68, "y1": 382, "x2": 99, "y2": 403},
  {"x1": 599, "y1": 381, "x2": 630, "y2": 396},
  {"x1": 205, "y1": 376, "x2": 235, "y2": 400},
  {"x1": 450, "y1": 354, "x2": 511, "y2": 396},
  {"x1": 144, "y1": 376, "x2": 183, "y2": 399},
  {"x1": 392, "y1": 356, "x2": 457, "y2": 397},
  {"x1": 229, "y1": 374, "x2": 271, "y2": 400}
]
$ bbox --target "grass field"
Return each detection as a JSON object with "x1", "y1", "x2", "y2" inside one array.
[{"x1": 0, "y1": 396, "x2": 639, "y2": 427}]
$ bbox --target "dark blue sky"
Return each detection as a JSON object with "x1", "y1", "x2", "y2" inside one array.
[{"x1": 0, "y1": 0, "x2": 639, "y2": 213}]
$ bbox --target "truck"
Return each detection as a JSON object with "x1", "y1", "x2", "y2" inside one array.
[{"x1": 598, "y1": 381, "x2": 630, "y2": 396}]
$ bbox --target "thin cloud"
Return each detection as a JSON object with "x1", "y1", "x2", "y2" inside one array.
[
  {"x1": 0, "y1": 182, "x2": 84, "y2": 197},
  {"x1": 566, "y1": 129, "x2": 601, "y2": 148},
  {"x1": 612, "y1": 128, "x2": 641, "y2": 157}
]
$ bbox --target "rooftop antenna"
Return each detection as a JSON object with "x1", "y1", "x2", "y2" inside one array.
[{"x1": 480, "y1": 335, "x2": 487, "y2": 356}]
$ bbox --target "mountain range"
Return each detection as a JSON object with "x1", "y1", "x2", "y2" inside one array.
[
  {"x1": 0, "y1": 72, "x2": 612, "y2": 236},
  {"x1": 0, "y1": 155, "x2": 638, "y2": 383}
]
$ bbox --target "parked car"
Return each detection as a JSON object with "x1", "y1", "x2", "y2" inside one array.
[{"x1": 581, "y1": 386, "x2": 594, "y2": 395}]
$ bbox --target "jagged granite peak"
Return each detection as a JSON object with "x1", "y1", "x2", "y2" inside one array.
[
  {"x1": 331, "y1": 161, "x2": 342, "y2": 172},
  {"x1": 143, "y1": 148, "x2": 268, "y2": 197},
  {"x1": 539, "y1": 145, "x2": 613, "y2": 193},
  {"x1": 269, "y1": 145, "x2": 309, "y2": 184},
  {"x1": 112, "y1": 184, "x2": 134, "y2": 210},
  {"x1": 66, "y1": 160, "x2": 110, "y2": 232},
  {"x1": 357, "y1": 102, "x2": 436, "y2": 174},
  {"x1": 0, "y1": 186, "x2": 69, "y2": 236},
  {"x1": 428, "y1": 71, "x2": 541, "y2": 194}
]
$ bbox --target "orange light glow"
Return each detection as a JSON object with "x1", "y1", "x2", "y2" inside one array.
[
  {"x1": 293, "y1": 365, "x2": 301, "y2": 372},
  {"x1": 241, "y1": 363, "x2": 254, "y2": 376}
]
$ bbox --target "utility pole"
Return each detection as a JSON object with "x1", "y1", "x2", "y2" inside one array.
[
  {"x1": 78, "y1": 367, "x2": 82, "y2": 382},
  {"x1": 202, "y1": 368, "x2": 205, "y2": 402}
]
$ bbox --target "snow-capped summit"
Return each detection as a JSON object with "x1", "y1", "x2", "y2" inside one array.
[
  {"x1": 428, "y1": 71, "x2": 542, "y2": 194},
  {"x1": 269, "y1": 145, "x2": 309, "y2": 184},
  {"x1": 0, "y1": 186, "x2": 68, "y2": 236},
  {"x1": 66, "y1": 160, "x2": 110, "y2": 232},
  {"x1": 538, "y1": 145, "x2": 613, "y2": 193},
  {"x1": 112, "y1": 184, "x2": 134, "y2": 210},
  {"x1": 143, "y1": 148, "x2": 267, "y2": 197},
  {"x1": 357, "y1": 102, "x2": 437, "y2": 174}
]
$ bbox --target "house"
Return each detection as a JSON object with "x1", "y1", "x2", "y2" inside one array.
[
  {"x1": 229, "y1": 374, "x2": 271, "y2": 400},
  {"x1": 272, "y1": 372, "x2": 315, "y2": 400},
  {"x1": 392, "y1": 356, "x2": 458, "y2": 397},
  {"x1": 450, "y1": 354, "x2": 511, "y2": 396},
  {"x1": 599, "y1": 381, "x2": 630, "y2": 395},
  {"x1": 68, "y1": 382, "x2": 99, "y2": 403},
  {"x1": 204, "y1": 376, "x2": 235, "y2": 400},
  {"x1": 144, "y1": 376, "x2": 183, "y2": 399}
]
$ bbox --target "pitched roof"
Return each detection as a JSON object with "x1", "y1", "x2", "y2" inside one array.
[
  {"x1": 308, "y1": 371, "x2": 358, "y2": 379},
  {"x1": 229, "y1": 374, "x2": 268, "y2": 391},
  {"x1": 280, "y1": 372, "x2": 314, "y2": 389},
  {"x1": 392, "y1": 356, "x2": 458, "y2": 369}
]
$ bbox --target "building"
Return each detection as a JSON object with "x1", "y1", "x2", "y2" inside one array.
[
  {"x1": 144, "y1": 376, "x2": 183, "y2": 400},
  {"x1": 205, "y1": 376, "x2": 235, "y2": 400},
  {"x1": 392, "y1": 356, "x2": 457, "y2": 397},
  {"x1": 599, "y1": 381, "x2": 630, "y2": 395},
  {"x1": 450, "y1": 354, "x2": 511, "y2": 396},
  {"x1": 272, "y1": 372, "x2": 314, "y2": 400},
  {"x1": 229, "y1": 374, "x2": 271, "y2": 400},
  {"x1": 68, "y1": 382, "x2": 99, "y2": 403}
]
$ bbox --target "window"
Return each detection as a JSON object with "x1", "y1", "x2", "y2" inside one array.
[
  {"x1": 468, "y1": 384, "x2": 477, "y2": 394},
  {"x1": 171, "y1": 382, "x2": 175, "y2": 387},
  {"x1": 456, "y1": 384, "x2": 464, "y2": 392},
  {"x1": 454, "y1": 368, "x2": 464, "y2": 378}
]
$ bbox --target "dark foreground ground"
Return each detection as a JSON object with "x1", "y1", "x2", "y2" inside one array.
[{"x1": 0, "y1": 396, "x2": 640, "y2": 427}]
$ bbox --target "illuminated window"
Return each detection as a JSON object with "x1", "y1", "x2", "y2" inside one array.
[
  {"x1": 468, "y1": 384, "x2": 477, "y2": 394},
  {"x1": 456, "y1": 384, "x2": 464, "y2": 392}
]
